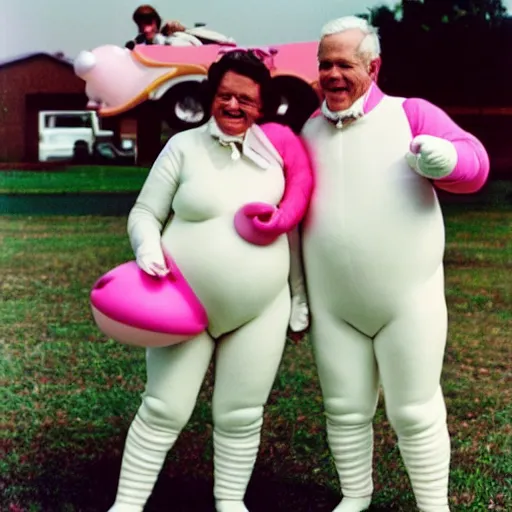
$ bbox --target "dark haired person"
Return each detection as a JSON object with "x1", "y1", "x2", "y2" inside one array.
[
  {"x1": 125, "y1": 4, "x2": 187, "y2": 49},
  {"x1": 107, "y1": 50, "x2": 313, "y2": 512}
]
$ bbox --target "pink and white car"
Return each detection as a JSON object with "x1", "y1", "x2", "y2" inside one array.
[{"x1": 74, "y1": 26, "x2": 322, "y2": 133}]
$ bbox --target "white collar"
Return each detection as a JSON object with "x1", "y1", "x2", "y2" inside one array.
[
  {"x1": 321, "y1": 86, "x2": 371, "y2": 129},
  {"x1": 208, "y1": 117, "x2": 245, "y2": 160},
  {"x1": 208, "y1": 118, "x2": 282, "y2": 169}
]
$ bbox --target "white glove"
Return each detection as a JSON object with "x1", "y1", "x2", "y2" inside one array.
[
  {"x1": 135, "y1": 243, "x2": 170, "y2": 277},
  {"x1": 287, "y1": 227, "x2": 310, "y2": 332},
  {"x1": 406, "y1": 134, "x2": 458, "y2": 179},
  {"x1": 289, "y1": 294, "x2": 309, "y2": 332}
]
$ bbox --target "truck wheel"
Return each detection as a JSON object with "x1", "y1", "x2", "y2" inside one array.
[
  {"x1": 271, "y1": 76, "x2": 320, "y2": 133},
  {"x1": 72, "y1": 140, "x2": 91, "y2": 164},
  {"x1": 160, "y1": 81, "x2": 209, "y2": 132}
]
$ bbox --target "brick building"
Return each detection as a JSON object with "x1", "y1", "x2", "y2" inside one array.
[
  {"x1": 0, "y1": 52, "x2": 92, "y2": 162},
  {"x1": 0, "y1": 47, "x2": 510, "y2": 175},
  {"x1": 0, "y1": 51, "x2": 171, "y2": 166}
]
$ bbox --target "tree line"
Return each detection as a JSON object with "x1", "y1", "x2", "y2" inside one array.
[{"x1": 358, "y1": 0, "x2": 512, "y2": 105}]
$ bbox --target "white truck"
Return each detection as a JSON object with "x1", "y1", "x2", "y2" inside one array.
[{"x1": 38, "y1": 110, "x2": 116, "y2": 162}]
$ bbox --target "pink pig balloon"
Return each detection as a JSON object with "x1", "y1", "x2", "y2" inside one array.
[
  {"x1": 74, "y1": 45, "x2": 193, "y2": 113},
  {"x1": 90, "y1": 261, "x2": 208, "y2": 347}
]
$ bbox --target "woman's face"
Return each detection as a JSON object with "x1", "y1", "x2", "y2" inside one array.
[{"x1": 211, "y1": 71, "x2": 263, "y2": 136}]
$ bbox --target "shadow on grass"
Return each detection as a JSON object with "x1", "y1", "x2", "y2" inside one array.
[{"x1": 8, "y1": 425, "x2": 397, "y2": 512}]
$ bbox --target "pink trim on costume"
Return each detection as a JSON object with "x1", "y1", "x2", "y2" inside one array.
[
  {"x1": 363, "y1": 82, "x2": 385, "y2": 114},
  {"x1": 260, "y1": 122, "x2": 314, "y2": 229},
  {"x1": 234, "y1": 122, "x2": 314, "y2": 245},
  {"x1": 403, "y1": 98, "x2": 489, "y2": 194}
]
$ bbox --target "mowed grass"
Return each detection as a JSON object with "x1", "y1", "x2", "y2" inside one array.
[
  {"x1": 0, "y1": 166, "x2": 149, "y2": 194},
  {"x1": 1, "y1": 208, "x2": 511, "y2": 512}
]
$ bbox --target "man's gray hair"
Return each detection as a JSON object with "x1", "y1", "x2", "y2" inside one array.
[{"x1": 320, "y1": 16, "x2": 381, "y2": 63}]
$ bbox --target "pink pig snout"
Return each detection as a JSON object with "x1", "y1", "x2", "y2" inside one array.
[{"x1": 74, "y1": 50, "x2": 96, "y2": 78}]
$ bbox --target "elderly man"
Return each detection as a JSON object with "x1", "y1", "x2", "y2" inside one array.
[{"x1": 298, "y1": 15, "x2": 489, "y2": 512}]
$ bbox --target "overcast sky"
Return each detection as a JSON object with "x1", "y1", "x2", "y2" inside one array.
[
  {"x1": 1, "y1": 0, "x2": 511, "y2": 61},
  {"x1": 3, "y1": 0, "x2": 510, "y2": 62}
]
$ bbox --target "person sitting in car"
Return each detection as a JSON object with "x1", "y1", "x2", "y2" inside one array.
[{"x1": 125, "y1": 4, "x2": 187, "y2": 49}]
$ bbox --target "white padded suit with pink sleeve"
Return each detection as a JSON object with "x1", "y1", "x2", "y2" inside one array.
[
  {"x1": 301, "y1": 84, "x2": 489, "y2": 512},
  {"x1": 108, "y1": 120, "x2": 313, "y2": 512}
]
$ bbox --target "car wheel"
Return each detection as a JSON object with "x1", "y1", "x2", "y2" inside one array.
[
  {"x1": 270, "y1": 76, "x2": 320, "y2": 133},
  {"x1": 72, "y1": 140, "x2": 91, "y2": 164},
  {"x1": 160, "y1": 81, "x2": 209, "y2": 132}
]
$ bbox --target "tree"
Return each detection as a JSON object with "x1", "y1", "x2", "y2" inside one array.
[
  {"x1": 401, "y1": 0, "x2": 508, "y2": 28},
  {"x1": 357, "y1": 4, "x2": 401, "y2": 28},
  {"x1": 364, "y1": 0, "x2": 512, "y2": 105}
]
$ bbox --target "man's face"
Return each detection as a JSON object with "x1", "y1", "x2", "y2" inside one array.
[
  {"x1": 140, "y1": 20, "x2": 159, "y2": 41},
  {"x1": 211, "y1": 71, "x2": 263, "y2": 136},
  {"x1": 318, "y1": 29, "x2": 376, "y2": 112}
]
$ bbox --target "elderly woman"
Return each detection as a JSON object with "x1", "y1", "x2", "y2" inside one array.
[{"x1": 108, "y1": 50, "x2": 313, "y2": 512}]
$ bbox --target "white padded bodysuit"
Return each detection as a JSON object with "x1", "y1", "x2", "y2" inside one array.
[
  {"x1": 110, "y1": 124, "x2": 293, "y2": 512},
  {"x1": 303, "y1": 95, "x2": 446, "y2": 336},
  {"x1": 158, "y1": 126, "x2": 290, "y2": 337},
  {"x1": 301, "y1": 95, "x2": 451, "y2": 512}
]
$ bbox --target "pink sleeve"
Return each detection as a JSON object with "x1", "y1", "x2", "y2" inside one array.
[
  {"x1": 260, "y1": 122, "x2": 314, "y2": 231},
  {"x1": 403, "y1": 98, "x2": 490, "y2": 194}
]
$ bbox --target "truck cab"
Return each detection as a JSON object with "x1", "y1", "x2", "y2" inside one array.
[{"x1": 38, "y1": 110, "x2": 114, "y2": 162}]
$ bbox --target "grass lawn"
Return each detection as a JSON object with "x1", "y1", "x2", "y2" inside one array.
[
  {"x1": 1, "y1": 207, "x2": 511, "y2": 511},
  {"x1": 0, "y1": 166, "x2": 149, "y2": 194}
]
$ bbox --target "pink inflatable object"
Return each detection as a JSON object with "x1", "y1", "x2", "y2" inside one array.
[
  {"x1": 73, "y1": 42, "x2": 320, "y2": 116},
  {"x1": 90, "y1": 261, "x2": 208, "y2": 347}
]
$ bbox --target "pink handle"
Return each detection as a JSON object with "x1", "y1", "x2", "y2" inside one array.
[
  {"x1": 234, "y1": 202, "x2": 280, "y2": 246},
  {"x1": 93, "y1": 274, "x2": 114, "y2": 290}
]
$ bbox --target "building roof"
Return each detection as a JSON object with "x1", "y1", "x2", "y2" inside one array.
[{"x1": 0, "y1": 52, "x2": 74, "y2": 70}]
